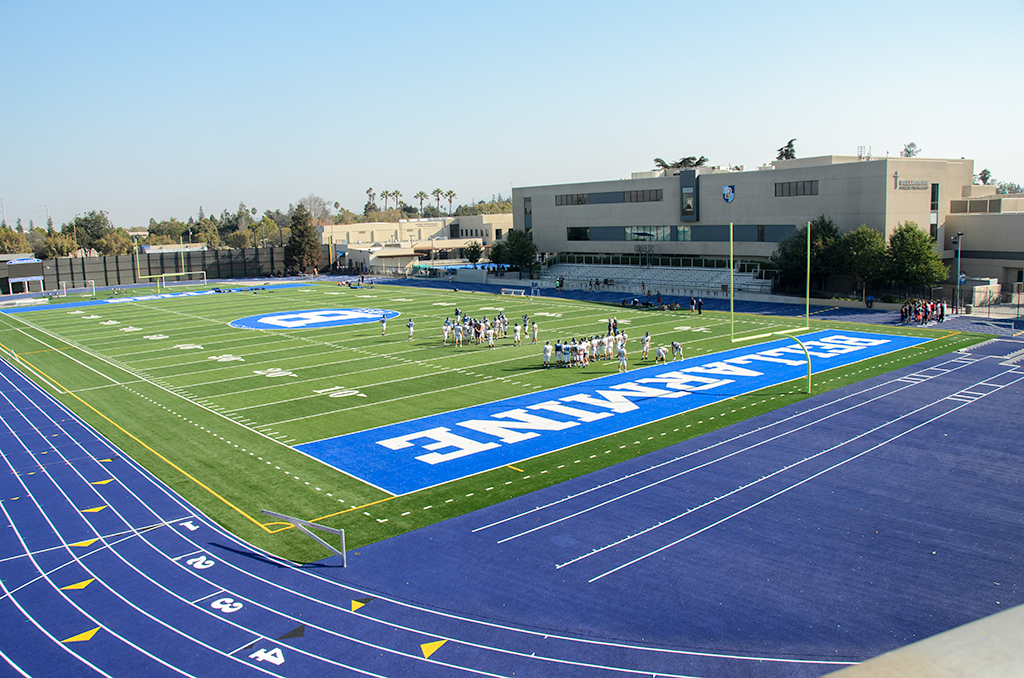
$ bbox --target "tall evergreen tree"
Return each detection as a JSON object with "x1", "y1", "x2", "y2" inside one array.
[{"x1": 285, "y1": 204, "x2": 322, "y2": 272}]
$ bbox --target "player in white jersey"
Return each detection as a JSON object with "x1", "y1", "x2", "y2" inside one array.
[
  {"x1": 617, "y1": 344, "x2": 628, "y2": 372},
  {"x1": 513, "y1": 322, "x2": 521, "y2": 346},
  {"x1": 407, "y1": 319, "x2": 414, "y2": 341},
  {"x1": 640, "y1": 332, "x2": 651, "y2": 359},
  {"x1": 604, "y1": 334, "x2": 613, "y2": 360},
  {"x1": 454, "y1": 322, "x2": 463, "y2": 347},
  {"x1": 655, "y1": 346, "x2": 668, "y2": 364},
  {"x1": 380, "y1": 314, "x2": 387, "y2": 335},
  {"x1": 530, "y1": 321, "x2": 538, "y2": 345},
  {"x1": 542, "y1": 341, "x2": 552, "y2": 368},
  {"x1": 442, "y1": 318, "x2": 451, "y2": 345},
  {"x1": 672, "y1": 340, "x2": 683, "y2": 360},
  {"x1": 486, "y1": 326, "x2": 495, "y2": 350}
]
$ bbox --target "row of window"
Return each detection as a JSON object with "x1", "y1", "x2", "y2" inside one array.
[
  {"x1": 565, "y1": 225, "x2": 775, "y2": 243},
  {"x1": 555, "y1": 189, "x2": 664, "y2": 206},
  {"x1": 775, "y1": 181, "x2": 819, "y2": 197},
  {"x1": 623, "y1": 189, "x2": 664, "y2": 203}
]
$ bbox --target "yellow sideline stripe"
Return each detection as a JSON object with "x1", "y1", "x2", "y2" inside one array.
[
  {"x1": 0, "y1": 346, "x2": 276, "y2": 533},
  {"x1": 16, "y1": 347, "x2": 75, "y2": 355},
  {"x1": 304, "y1": 496, "x2": 396, "y2": 525}
]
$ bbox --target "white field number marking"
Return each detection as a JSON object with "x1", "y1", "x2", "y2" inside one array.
[
  {"x1": 186, "y1": 555, "x2": 215, "y2": 570},
  {"x1": 120, "y1": 326, "x2": 143, "y2": 332},
  {"x1": 211, "y1": 597, "x2": 243, "y2": 613},
  {"x1": 209, "y1": 354, "x2": 244, "y2": 362},
  {"x1": 533, "y1": 312, "x2": 562, "y2": 318},
  {"x1": 145, "y1": 334, "x2": 169, "y2": 340},
  {"x1": 315, "y1": 386, "x2": 367, "y2": 398},
  {"x1": 253, "y1": 368, "x2": 296, "y2": 378},
  {"x1": 100, "y1": 320, "x2": 120, "y2": 325},
  {"x1": 83, "y1": 315, "x2": 100, "y2": 319},
  {"x1": 249, "y1": 647, "x2": 285, "y2": 665},
  {"x1": 175, "y1": 343, "x2": 203, "y2": 349}
]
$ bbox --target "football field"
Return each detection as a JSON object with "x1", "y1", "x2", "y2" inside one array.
[{"x1": 0, "y1": 280, "x2": 989, "y2": 563}]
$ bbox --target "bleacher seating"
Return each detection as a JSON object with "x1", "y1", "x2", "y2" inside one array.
[{"x1": 543, "y1": 262, "x2": 772, "y2": 295}]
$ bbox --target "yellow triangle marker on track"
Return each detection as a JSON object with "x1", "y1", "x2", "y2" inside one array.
[
  {"x1": 60, "y1": 578, "x2": 94, "y2": 590},
  {"x1": 420, "y1": 639, "x2": 447, "y2": 659},
  {"x1": 69, "y1": 539, "x2": 98, "y2": 548},
  {"x1": 62, "y1": 627, "x2": 100, "y2": 643},
  {"x1": 91, "y1": 479, "x2": 114, "y2": 485},
  {"x1": 81, "y1": 506, "x2": 107, "y2": 513}
]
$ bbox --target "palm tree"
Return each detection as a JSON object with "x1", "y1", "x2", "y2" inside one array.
[
  {"x1": 392, "y1": 190, "x2": 402, "y2": 210},
  {"x1": 380, "y1": 190, "x2": 391, "y2": 211},
  {"x1": 653, "y1": 156, "x2": 709, "y2": 170},
  {"x1": 366, "y1": 187, "x2": 376, "y2": 205},
  {"x1": 445, "y1": 190, "x2": 457, "y2": 215},
  {"x1": 431, "y1": 188, "x2": 443, "y2": 212},
  {"x1": 414, "y1": 191, "x2": 429, "y2": 214}
]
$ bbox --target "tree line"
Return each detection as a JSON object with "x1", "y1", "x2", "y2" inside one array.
[
  {"x1": 771, "y1": 215, "x2": 949, "y2": 298},
  {"x1": 0, "y1": 191, "x2": 515, "y2": 258}
]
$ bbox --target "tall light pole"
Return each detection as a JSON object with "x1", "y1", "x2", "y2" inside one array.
[{"x1": 952, "y1": 232, "x2": 964, "y2": 313}]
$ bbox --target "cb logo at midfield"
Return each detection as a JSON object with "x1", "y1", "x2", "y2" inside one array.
[{"x1": 230, "y1": 308, "x2": 399, "y2": 330}]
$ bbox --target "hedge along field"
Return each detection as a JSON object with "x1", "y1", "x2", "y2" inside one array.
[{"x1": 0, "y1": 281, "x2": 991, "y2": 562}]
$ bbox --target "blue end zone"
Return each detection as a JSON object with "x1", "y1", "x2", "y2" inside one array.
[{"x1": 296, "y1": 330, "x2": 930, "y2": 494}]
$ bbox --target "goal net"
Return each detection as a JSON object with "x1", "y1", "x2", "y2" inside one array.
[{"x1": 500, "y1": 288, "x2": 526, "y2": 296}]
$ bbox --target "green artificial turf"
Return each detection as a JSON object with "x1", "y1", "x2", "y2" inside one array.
[{"x1": 0, "y1": 281, "x2": 992, "y2": 562}]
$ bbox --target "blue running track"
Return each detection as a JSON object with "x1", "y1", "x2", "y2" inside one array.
[{"x1": 2, "y1": 337, "x2": 1022, "y2": 676}]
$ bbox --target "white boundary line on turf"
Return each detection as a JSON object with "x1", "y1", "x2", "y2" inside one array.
[{"x1": 0, "y1": 311, "x2": 383, "y2": 490}]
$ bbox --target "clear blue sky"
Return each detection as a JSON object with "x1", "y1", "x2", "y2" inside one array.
[{"x1": 2, "y1": 0, "x2": 1021, "y2": 230}]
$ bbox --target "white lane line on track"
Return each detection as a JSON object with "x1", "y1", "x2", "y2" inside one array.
[
  {"x1": 0, "y1": 353, "x2": 861, "y2": 670},
  {"x1": 584, "y1": 370, "x2": 1024, "y2": 583},
  {"x1": 475, "y1": 353, "x2": 975, "y2": 536},
  {"x1": 0, "y1": 363, "x2": 511, "y2": 678}
]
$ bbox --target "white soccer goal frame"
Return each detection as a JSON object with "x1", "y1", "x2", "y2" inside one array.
[
  {"x1": 58, "y1": 280, "x2": 97, "y2": 298},
  {"x1": 500, "y1": 288, "x2": 526, "y2": 296},
  {"x1": 158, "y1": 270, "x2": 207, "y2": 290}
]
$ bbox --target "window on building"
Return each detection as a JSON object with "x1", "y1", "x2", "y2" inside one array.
[
  {"x1": 757, "y1": 225, "x2": 765, "y2": 242},
  {"x1": 681, "y1": 187, "x2": 695, "y2": 216},
  {"x1": 775, "y1": 180, "x2": 818, "y2": 197},
  {"x1": 625, "y1": 225, "x2": 670, "y2": 241},
  {"x1": 495, "y1": 229, "x2": 502, "y2": 239},
  {"x1": 931, "y1": 183, "x2": 939, "y2": 212},
  {"x1": 567, "y1": 227, "x2": 590, "y2": 241},
  {"x1": 678, "y1": 225, "x2": 691, "y2": 241}
]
